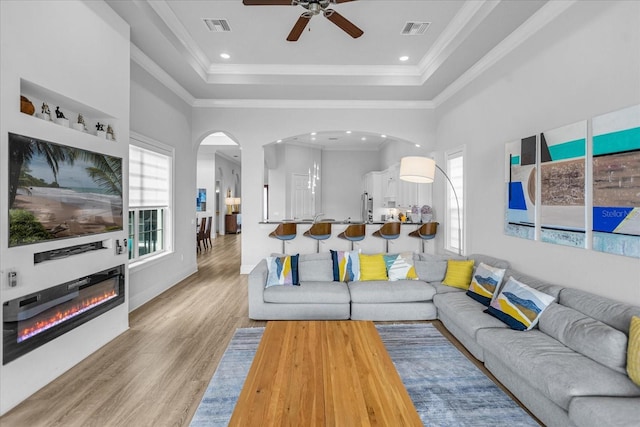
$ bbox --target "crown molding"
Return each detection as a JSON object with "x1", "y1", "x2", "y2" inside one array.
[
  {"x1": 130, "y1": 43, "x2": 196, "y2": 106},
  {"x1": 192, "y1": 99, "x2": 435, "y2": 109},
  {"x1": 433, "y1": 0, "x2": 578, "y2": 107},
  {"x1": 417, "y1": 0, "x2": 499, "y2": 84}
]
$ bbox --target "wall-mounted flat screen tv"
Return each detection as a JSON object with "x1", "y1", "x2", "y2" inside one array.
[{"x1": 8, "y1": 132, "x2": 123, "y2": 247}]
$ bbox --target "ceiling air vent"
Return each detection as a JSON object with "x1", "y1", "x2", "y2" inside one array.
[
  {"x1": 401, "y1": 22, "x2": 430, "y2": 35},
  {"x1": 204, "y1": 19, "x2": 231, "y2": 32}
]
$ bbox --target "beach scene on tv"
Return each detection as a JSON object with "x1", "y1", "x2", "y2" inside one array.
[{"x1": 8, "y1": 133, "x2": 123, "y2": 247}]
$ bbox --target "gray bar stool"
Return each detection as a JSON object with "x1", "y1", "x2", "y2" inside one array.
[
  {"x1": 337, "y1": 223, "x2": 366, "y2": 250},
  {"x1": 303, "y1": 222, "x2": 332, "y2": 253},
  {"x1": 408, "y1": 222, "x2": 438, "y2": 253},
  {"x1": 372, "y1": 222, "x2": 401, "y2": 252},
  {"x1": 269, "y1": 223, "x2": 297, "y2": 253}
]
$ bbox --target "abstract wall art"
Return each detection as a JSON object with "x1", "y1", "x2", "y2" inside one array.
[
  {"x1": 505, "y1": 136, "x2": 536, "y2": 240},
  {"x1": 539, "y1": 121, "x2": 587, "y2": 248},
  {"x1": 592, "y1": 104, "x2": 640, "y2": 258}
]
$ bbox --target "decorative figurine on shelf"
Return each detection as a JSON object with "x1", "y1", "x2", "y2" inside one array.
[
  {"x1": 106, "y1": 124, "x2": 115, "y2": 141},
  {"x1": 40, "y1": 102, "x2": 52, "y2": 121},
  {"x1": 54, "y1": 106, "x2": 69, "y2": 127},
  {"x1": 73, "y1": 113, "x2": 87, "y2": 132},
  {"x1": 20, "y1": 95, "x2": 35, "y2": 115},
  {"x1": 95, "y1": 122, "x2": 106, "y2": 139}
]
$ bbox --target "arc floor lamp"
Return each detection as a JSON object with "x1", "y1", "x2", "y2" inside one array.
[{"x1": 399, "y1": 156, "x2": 462, "y2": 256}]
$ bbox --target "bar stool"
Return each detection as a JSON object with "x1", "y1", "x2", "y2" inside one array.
[
  {"x1": 408, "y1": 222, "x2": 439, "y2": 253},
  {"x1": 269, "y1": 223, "x2": 297, "y2": 253},
  {"x1": 372, "y1": 222, "x2": 401, "y2": 252},
  {"x1": 337, "y1": 223, "x2": 366, "y2": 250},
  {"x1": 303, "y1": 222, "x2": 332, "y2": 253}
]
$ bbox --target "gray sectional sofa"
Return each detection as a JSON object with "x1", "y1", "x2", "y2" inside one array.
[{"x1": 247, "y1": 251, "x2": 640, "y2": 426}]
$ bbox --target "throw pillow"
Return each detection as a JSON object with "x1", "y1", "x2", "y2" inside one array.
[
  {"x1": 628, "y1": 316, "x2": 640, "y2": 386},
  {"x1": 330, "y1": 249, "x2": 360, "y2": 282},
  {"x1": 265, "y1": 254, "x2": 299, "y2": 287},
  {"x1": 442, "y1": 259, "x2": 475, "y2": 289},
  {"x1": 384, "y1": 252, "x2": 418, "y2": 281},
  {"x1": 359, "y1": 253, "x2": 388, "y2": 281},
  {"x1": 486, "y1": 276, "x2": 555, "y2": 331},
  {"x1": 466, "y1": 262, "x2": 506, "y2": 306}
]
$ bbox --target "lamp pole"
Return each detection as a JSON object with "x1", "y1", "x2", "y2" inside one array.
[{"x1": 434, "y1": 164, "x2": 462, "y2": 256}]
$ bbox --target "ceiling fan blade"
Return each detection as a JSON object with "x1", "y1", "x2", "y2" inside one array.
[
  {"x1": 331, "y1": 0, "x2": 358, "y2": 3},
  {"x1": 323, "y1": 9, "x2": 363, "y2": 39},
  {"x1": 242, "y1": 0, "x2": 293, "y2": 5},
  {"x1": 287, "y1": 14, "x2": 312, "y2": 42}
]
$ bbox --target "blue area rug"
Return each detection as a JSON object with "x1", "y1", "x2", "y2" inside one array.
[{"x1": 190, "y1": 324, "x2": 538, "y2": 426}]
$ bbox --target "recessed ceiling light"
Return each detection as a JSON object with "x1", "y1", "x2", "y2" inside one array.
[
  {"x1": 276, "y1": 139, "x2": 282, "y2": 143},
  {"x1": 346, "y1": 130, "x2": 352, "y2": 134},
  {"x1": 381, "y1": 134, "x2": 387, "y2": 138},
  {"x1": 415, "y1": 144, "x2": 421, "y2": 148},
  {"x1": 220, "y1": 53, "x2": 231, "y2": 59},
  {"x1": 399, "y1": 56, "x2": 409, "y2": 62},
  {"x1": 310, "y1": 132, "x2": 317, "y2": 136},
  {"x1": 311, "y1": 137, "x2": 316, "y2": 141},
  {"x1": 361, "y1": 137, "x2": 367, "y2": 141}
]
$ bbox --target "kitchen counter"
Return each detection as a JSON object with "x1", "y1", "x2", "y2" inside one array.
[{"x1": 259, "y1": 221, "x2": 423, "y2": 225}]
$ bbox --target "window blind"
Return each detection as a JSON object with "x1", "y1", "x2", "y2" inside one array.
[{"x1": 129, "y1": 145, "x2": 170, "y2": 208}]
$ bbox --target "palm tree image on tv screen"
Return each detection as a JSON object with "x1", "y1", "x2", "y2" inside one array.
[{"x1": 8, "y1": 133, "x2": 123, "y2": 247}]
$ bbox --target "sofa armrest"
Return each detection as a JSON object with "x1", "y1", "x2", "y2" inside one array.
[{"x1": 248, "y1": 259, "x2": 268, "y2": 319}]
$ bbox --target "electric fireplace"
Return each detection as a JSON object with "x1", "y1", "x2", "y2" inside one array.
[{"x1": 3, "y1": 265, "x2": 125, "y2": 365}]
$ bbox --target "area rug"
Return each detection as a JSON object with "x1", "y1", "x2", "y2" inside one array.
[{"x1": 190, "y1": 324, "x2": 538, "y2": 427}]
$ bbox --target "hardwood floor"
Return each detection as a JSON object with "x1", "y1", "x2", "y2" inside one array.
[{"x1": 1, "y1": 234, "x2": 539, "y2": 426}]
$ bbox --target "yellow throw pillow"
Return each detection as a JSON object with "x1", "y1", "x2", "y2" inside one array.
[
  {"x1": 359, "y1": 253, "x2": 388, "y2": 281},
  {"x1": 442, "y1": 259, "x2": 475, "y2": 290},
  {"x1": 627, "y1": 316, "x2": 640, "y2": 386}
]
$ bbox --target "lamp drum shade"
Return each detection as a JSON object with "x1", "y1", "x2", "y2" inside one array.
[{"x1": 399, "y1": 156, "x2": 436, "y2": 183}]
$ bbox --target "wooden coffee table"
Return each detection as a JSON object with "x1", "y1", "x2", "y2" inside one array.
[{"x1": 229, "y1": 320, "x2": 422, "y2": 426}]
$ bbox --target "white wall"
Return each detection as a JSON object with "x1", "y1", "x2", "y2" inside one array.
[
  {"x1": 192, "y1": 107, "x2": 436, "y2": 272},
  {"x1": 0, "y1": 0, "x2": 130, "y2": 414},
  {"x1": 128, "y1": 61, "x2": 196, "y2": 310},
  {"x1": 321, "y1": 149, "x2": 380, "y2": 221},
  {"x1": 435, "y1": 0, "x2": 640, "y2": 305}
]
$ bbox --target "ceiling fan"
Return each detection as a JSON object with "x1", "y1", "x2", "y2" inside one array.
[{"x1": 243, "y1": 0, "x2": 363, "y2": 42}]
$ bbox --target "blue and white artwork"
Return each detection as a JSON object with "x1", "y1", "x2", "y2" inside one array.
[
  {"x1": 592, "y1": 104, "x2": 640, "y2": 258},
  {"x1": 540, "y1": 121, "x2": 587, "y2": 248},
  {"x1": 505, "y1": 136, "x2": 536, "y2": 240}
]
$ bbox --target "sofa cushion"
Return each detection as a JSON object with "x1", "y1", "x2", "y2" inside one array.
[
  {"x1": 559, "y1": 288, "x2": 640, "y2": 334},
  {"x1": 433, "y1": 292, "x2": 509, "y2": 337},
  {"x1": 359, "y1": 253, "x2": 388, "y2": 281},
  {"x1": 298, "y1": 252, "x2": 334, "y2": 282},
  {"x1": 469, "y1": 253, "x2": 510, "y2": 270},
  {"x1": 384, "y1": 252, "x2": 418, "y2": 281},
  {"x1": 539, "y1": 303, "x2": 628, "y2": 374},
  {"x1": 466, "y1": 262, "x2": 506, "y2": 306},
  {"x1": 431, "y1": 282, "x2": 466, "y2": 294},
  {"x1": 442, "y1": 259, "x2": 475, "y2": 289},
  {"x1": 330, "y1": 249, "x2": 360, "y2": 282},
  {"x1": 628, "y1": 316, "x2": 640, "y2": 386},
  {"x1": 264, "y1": 281, "x2": 350, "y2": 304},
  {"x1": 348, "y1": 280, "x2": 435, "y2": 304},
  {"x1": 569, "y1": 396, "x2": 640, "y2": 427},
  {"x1": 476, "y1": 328, "x2": 640, "y2": 410},
  {"x1": 265, "y1": 255, "x2": 299, "y2": 287},
  {"x1": 414, "y1": 260, "x2": 447, "y2": 282},
  {"x1": 486, "y1": 276, "x2": 555, "y2": 331}
]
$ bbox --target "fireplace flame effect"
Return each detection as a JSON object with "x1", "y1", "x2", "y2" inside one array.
[{"x1": 18, "y1": 290, "x2": 118, "y2": 343}]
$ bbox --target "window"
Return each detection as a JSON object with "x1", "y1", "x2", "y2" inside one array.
[
  {"x1": 445, "y1": 147, "x2": 465, "y2": 254},
  {"x1": 129, "y1": 134, "x2": 173, "y2": 262}
]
